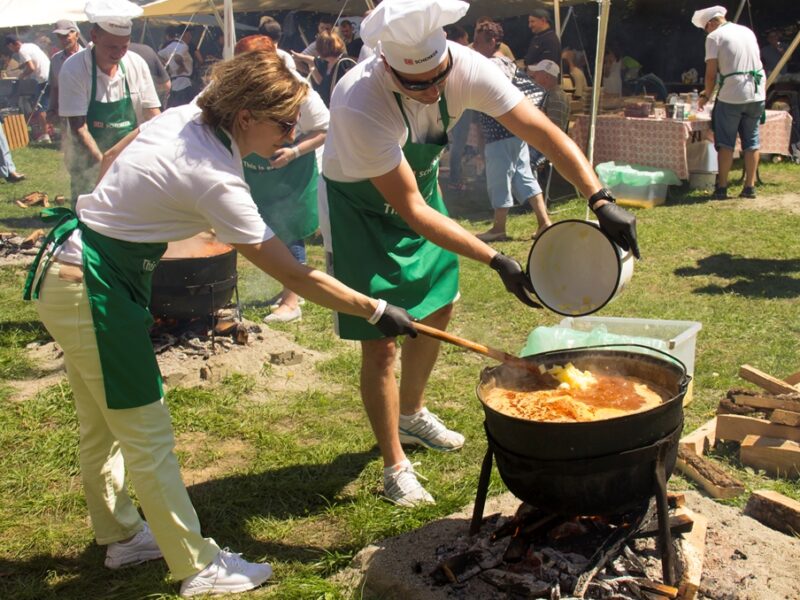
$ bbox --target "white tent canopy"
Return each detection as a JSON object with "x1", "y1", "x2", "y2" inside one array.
[{"x1": 0, "y1": 0, "x2": 88, "y2": 28}]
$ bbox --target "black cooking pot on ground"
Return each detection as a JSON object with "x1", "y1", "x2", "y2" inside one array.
[
  {"x1": 150, "y1": 234, "x2": 238, "y2": 320},
  {"x1": 476, "y1": 346, "x2": 689, "y2": 515}
]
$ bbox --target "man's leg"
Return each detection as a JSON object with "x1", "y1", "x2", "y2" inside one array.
[
  {"x1": 743, "y1": 149, "x2": 759, "y2": 188},
  {"x1": 360, "y1": 336, "x2": 404, "y2": 468},
  {"x1": 716, "y1": 147, "x2": 734, "y2": 188},
  {"x1": 398, "y1": 303, "x2": 453, "y2": 417},
  {"x1": 527, "y1": 193, "x2": 551, "y2": 238}
]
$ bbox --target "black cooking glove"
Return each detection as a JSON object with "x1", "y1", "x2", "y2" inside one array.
[
  {"x1": 593, "y1": 202, "x2": 641, "y2": 259},
  {"x1": 376, "y1": 303, "x2": 418, "y2": 338},
  {"x1": 489, "y1": 253, "x2": 542, "y2": 309}
]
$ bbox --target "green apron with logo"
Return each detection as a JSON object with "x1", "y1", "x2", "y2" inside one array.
[
  {"x1": 326, "y1": 93, "x2": 459, "y2": 340},
  {"x1": 23, "y1": 207, "x2": 167, "y2": 410},
  {"x1": 88, "y1": 49, "x2": 138, "y2": 152},
  {"x1": 241, "y1": 149, "x2": 319, "y2": 243},
  {"x1": 70, "y1": 51, "x2": 138, "y2": 201}
]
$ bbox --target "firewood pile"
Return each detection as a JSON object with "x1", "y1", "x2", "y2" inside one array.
[
  {"x1": 12, "y1": 191, "x2": 65, "y2": 209},
  {"x1": 430, "y1": 494, "x2": 705, "y2": 599},
  {"x1": 0, "y1": 230, "x2": 45, "y2": 258},
  {"x1": 678, "y1": 363, "x2": 800, "y2": 536}
]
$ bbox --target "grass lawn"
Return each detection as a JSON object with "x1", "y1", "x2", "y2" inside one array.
[{"x1": 0, "y1": 143, "x2": 798, "y2": 599}]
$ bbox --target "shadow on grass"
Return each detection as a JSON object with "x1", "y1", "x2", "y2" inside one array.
[
  {"x1": 0, "y1": 450, "x2": 379, "y2": 599},
  {"x1": 0, "y1": 216, "x2": 47, "y2": 230},
  {"x1": 188, "y1": 449, "x2": 380, "y2": 559},
  {"x1": 0, "y1": 320, "x2": 49, "y2": 339},
  {"x1": 675, "y1": 253, "x2": 800, "y2": 298}
]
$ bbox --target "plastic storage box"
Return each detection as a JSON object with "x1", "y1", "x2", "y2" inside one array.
[
  {"x1": 596, "y1": 162, "x2": 682, "y2": 209},
  {"x1": 558, "y1": 316, "x2": 702, "y2": 405}
]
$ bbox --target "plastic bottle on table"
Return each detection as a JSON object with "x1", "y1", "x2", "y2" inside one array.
[{"x1": 689, "y1": 89, "x2": 699, "y2": 116}]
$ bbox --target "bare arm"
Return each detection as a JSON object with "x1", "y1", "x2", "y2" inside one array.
[
  {"x1": 698, "y1": 58, "x2": 718, "y2": 110},
  {"x1": 370, "y1": 161, "x2": 497, "y2": 265},
  {"x1": 68, "y1": 116, "x2": 103, "y2": 163},
  {"x1": 233, "y1": 237, "x2": 378, "y2": 318},
  {"x1": 496, "y1": 99, "x2": 603, "y2": 200},
  {"x1": 19, "y1": 60, "x2": 35, "y2": 79},
  {"x1": 141, "y1": 107, "x2": 161, "y2": 122},
  {"x1": 268, "y1": 130, "x2": 326, "y2": 169},
  {"x1": 97, "y1": 127, "x2": 139, "y2": 182}
]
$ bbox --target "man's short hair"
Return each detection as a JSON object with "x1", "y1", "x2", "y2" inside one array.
[
  {"x1": 258, "y1": 15, "x2": 282, "y2": 41},
  {"x1": 4, "y1": 34, "x2": 20, "y2": 46},
  {"x1": 340, "y1": 19, "x2": 354, "y2": 28},
  {"x1": 166, "y1": 25, "x2": 182, "y2": 39},
  {"x1": 529, "y1": 9, "x2": 552, "y2": 24}
]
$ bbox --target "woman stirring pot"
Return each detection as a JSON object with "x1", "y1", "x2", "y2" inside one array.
[{"x1": 23, "y1": 50, "x2": 415, "y2": 598}]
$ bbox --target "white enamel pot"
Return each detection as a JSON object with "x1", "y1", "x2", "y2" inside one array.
[{"x1": 525, "y1": 219, "x2": 634, "y2": 316}]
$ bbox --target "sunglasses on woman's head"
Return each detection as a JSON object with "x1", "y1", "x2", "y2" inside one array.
[{"x1": 390, "y1": 50, "x2": 454, "y2": 92}]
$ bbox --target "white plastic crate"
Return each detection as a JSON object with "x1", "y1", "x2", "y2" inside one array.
[{"x1": 558, "y1": 316, "x2": 702, "y2": 376}]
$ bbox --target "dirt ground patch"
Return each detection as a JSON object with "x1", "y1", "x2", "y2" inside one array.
[
  {"x1": 740, "y1": 192, "x2": 800, "y2": 214},
  {"x1": 334, "y1": 491, "x2": 800, "y2": 600},
  {"x1": 9, "y1": 321, "x2": 337, "y2": 402},
  {"x1": 177, "y1": 432, "x2": 254, "y2": 486}
]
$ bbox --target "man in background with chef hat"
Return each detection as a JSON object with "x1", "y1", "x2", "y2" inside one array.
[
  {"x1": 321, "y1": 0, "x2": 639, "y2": 507},
  {"x1": 693, "y1": 5, "x2": 765, "y2": 200},
  {"x1": 58, "y1": 0, "x2": 160, "y2": 204}
]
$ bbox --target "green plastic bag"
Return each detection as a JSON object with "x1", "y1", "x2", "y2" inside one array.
[
  {"x1": 595, "y1": 161, "x2": 681, "y2": 187},
  {"x1": 520, "y1": 325, "x2": 669, "y2": 358}
]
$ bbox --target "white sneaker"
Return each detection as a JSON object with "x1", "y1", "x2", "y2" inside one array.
[
  {"x1": 383, "y1": 460, "x2": 435, "y2": 507},
  {"x1": 104, "y1": 522, "x2": 163, "y2": 569},
  {"x1": 263, "y1": 305, "x2": 302, "y2": 323},
  {"x1": 34, "y1": 133, "x2": 52, "y2": 143},
  {"x1": 398, "y1": 408, "x2": 465, "y2": 451},
  {"x1": 269, "y1": 297, "x2": 305, "y2": 310},
  {"x1": 180, "y1": 549, "x2": 273, "y2": 597}
]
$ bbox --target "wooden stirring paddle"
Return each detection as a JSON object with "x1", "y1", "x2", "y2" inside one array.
[{"x1": 413, "y1": 322, "x2": 555, "y2": 386}]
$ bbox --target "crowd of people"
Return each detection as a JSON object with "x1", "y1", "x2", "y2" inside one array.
[{"x1": 0, "y1": 0, "x2": 789, "y2": 597}]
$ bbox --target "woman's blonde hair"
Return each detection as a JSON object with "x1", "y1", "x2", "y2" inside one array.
[
  {"x1": 197, "y1": 50, "x2": 307, "y2": 131},
  {"x1": 316, "y1": 31, "x2": 345, "y2": 58}
]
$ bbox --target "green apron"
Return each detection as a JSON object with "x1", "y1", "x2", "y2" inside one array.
[
  {"x1": 326, "y1": 92, "x2": 459, "y2": 340},
  {"x1": 24, "y1": 208, "x2": 167, "y2": 410},
  {"x1": 713, "y1": 24, "x2": 766, "y2": 125},
  {"x1": 241, "y1": 149, "x2": 319, "y2": 243},
  {"x1": 88, "y1": 49, "x2": 138, "y2": 152}
]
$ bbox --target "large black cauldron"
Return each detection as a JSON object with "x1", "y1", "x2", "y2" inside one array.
[
  {"x1": 476, "y1": 347, "x2": 689, "y2": 515},
  {"x1": 150, "y1": 233, "x2": 237, "y2": 319}
]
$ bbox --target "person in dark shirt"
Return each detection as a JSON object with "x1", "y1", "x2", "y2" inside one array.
[
  {"x1": 129, "y1": 43, "x2": 171, "y2": 108},
  {"x1": 339, "y1": 20, "x2": 364, "y2": 59},
  {"x1": 524, "y1": 8, "x2": 561, "y2": 67}
]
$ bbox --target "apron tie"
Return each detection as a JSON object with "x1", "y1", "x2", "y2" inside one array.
[{"x1": 22, "y1": 207, "x2": 81, "y2": 300}]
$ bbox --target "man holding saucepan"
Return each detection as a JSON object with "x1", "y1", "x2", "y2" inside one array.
[
  {"x1": 24, "y1": 49, "x2": 415, "y2": 597},
  {"x1": 321, "y1": 0, "x2": 640, "y2": 507}
]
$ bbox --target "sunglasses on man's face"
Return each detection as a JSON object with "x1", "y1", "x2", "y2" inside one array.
[
  {"x1": 390, "y1": 50, "x2": 454, "y2": 92},
  {"x1": 271, "y1": 117, "x2": 297, "y2": 137}
]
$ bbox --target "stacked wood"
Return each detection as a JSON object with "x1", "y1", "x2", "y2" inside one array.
[
  {"x1": 14, "y1": 191, "x2": 50, "y2": 209},
  {"x1": 744, "y1": 490, "x2": 800, "y2": 536},
  {"x1": 676, "y1": 446, "x2": 744, "y2": 499}
]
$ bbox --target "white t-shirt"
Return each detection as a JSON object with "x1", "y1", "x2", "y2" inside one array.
[
  {"x1": 705, "y1": 22, "x2": 765, "y2": 104},
  {"x1": 58, "y1": 48, "x2": 161, "y2": 121},
  {"x1": 322, "y1": 41, "x2": 523, "y2": 182},
  {"x1": 277, "y1": 48, "x2": 297, "y2": 73},
  {"x1": 56, "y1": 104, "x2": 272, "y2": 263},
  {"x1": 15, "y1": 42, "x2": 50, "y2": 83},
  {"x1": 158, "y1": 40, "x2": 193, "y2": 91}
]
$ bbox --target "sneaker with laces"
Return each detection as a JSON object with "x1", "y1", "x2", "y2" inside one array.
[
  {"x1": 104, "y1": 522, "x2": 163, "y2": 569},
  {"x1": 739, "y1": 186, "x2": 756, "y2": 199},
  {"x1": 398, "y1": 407, "x2": 465, "y2": 451},
  {"x1": 383, "y1": 460, "x2": 435, "y2": 507},
  {"x1": 180, "y1": 549, "x2": 273, "y2": 597}
]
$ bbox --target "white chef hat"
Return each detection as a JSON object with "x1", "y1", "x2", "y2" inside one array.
[
  {"x1": 360, "y1": 0, "x2": 469, "y2": 74},
  {"x1": 691, "y1": 5, "x2": 727, "y2": 29},
  {"x1": 85, "y1": 0, "x2": 143, "y2": 37}
]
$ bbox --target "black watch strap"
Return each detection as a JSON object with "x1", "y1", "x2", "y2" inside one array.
[{"x1": 588, "y1": 188, "x2": 616, "y2": 210}]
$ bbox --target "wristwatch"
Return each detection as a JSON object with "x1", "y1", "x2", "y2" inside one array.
[{"x1": 588, "y1": 188, "x2": 616, "y2": 210}]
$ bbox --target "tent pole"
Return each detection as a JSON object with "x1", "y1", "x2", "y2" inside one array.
[
  {"x1": 554, "y1": 0, "x2": 562, "y2": 41},
  {"x1": 733, "y1": 0, "x2": 747, "y2": 23},
  {"x1": 766, "y1": 28, "x2": 800, "y2": 89},
  {"x1": 587, "y1": 0, "x2": 611, "y2": 167},
  {"x1": 223, "y1": 0, "x2": 235, "y2": 59}
]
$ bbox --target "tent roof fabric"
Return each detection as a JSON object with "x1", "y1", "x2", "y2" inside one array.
[
  {"x1": 141, "y1": 0, "x2": 592, "y2": 20},
  {"x1": 0, "y1": 0, "x2": 88, "y2": 28}
]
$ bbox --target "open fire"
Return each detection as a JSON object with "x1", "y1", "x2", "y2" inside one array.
[{"x1": 432, "y1": 496, "x2": 697, "y2": 599}]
